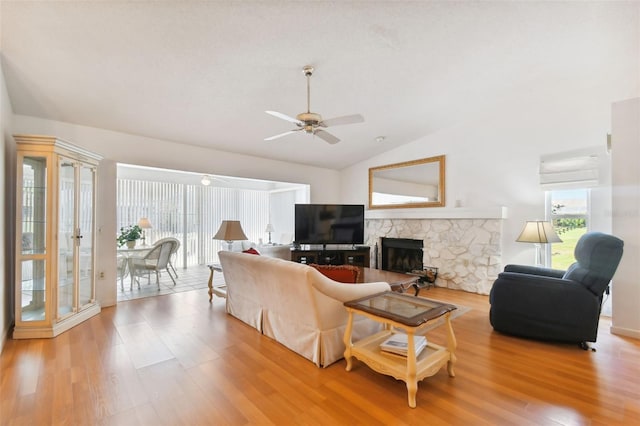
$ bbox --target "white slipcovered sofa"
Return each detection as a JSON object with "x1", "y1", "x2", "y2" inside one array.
[{"x1": 218, "y1": 251, "x2": 391, "y2": 367}]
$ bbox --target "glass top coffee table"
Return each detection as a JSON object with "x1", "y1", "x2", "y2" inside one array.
[{"x1": 343, "y1": 291, "x2": 458, "y2": 408}]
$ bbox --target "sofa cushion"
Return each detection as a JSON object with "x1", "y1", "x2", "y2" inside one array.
[
  {"x1": 257, "y1": 244, "x2": 292, "y2": 260},
  {"x1": 242, "y1": 247, "x2": 260, "y2": 255},
  {"x1": 230, "y1": 240, "x2": 258, "y2": 252}
]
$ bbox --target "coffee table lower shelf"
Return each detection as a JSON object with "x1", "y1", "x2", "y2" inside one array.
[
  {"x1": 350, "y1": 329, "x2": 451, "y2": 376},
  {"x1": 345, "y1": 329, "x2": 454, "y2": 408}
]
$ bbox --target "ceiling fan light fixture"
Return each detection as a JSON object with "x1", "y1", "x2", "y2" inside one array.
[
  {"x1": 375, "y1": 136, "x2": 386, "y2": 143},
  {"x1": 296, "y1": 112, "x2": 322, "y2": 124}
]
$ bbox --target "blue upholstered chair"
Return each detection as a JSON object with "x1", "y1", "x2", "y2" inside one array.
[{"x1": 489, "y1": 232, "x2": 623, "y2": 350}]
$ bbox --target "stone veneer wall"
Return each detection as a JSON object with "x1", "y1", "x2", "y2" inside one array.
[{"x1": 365, "y1": 218, "x2": 502, "y2": 295}]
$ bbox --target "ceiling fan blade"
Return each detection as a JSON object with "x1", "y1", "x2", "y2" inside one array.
[
  {"x1": 314, "y1": 129, "x2": 340, "y2": 144},
  {"x1": 264, "y1": 129, "x2": 301, "y2": 141},
  {"x1": 320, "y1": 114, "x2": 364, "y2": 127},
  {"x1": 265, "y1": 110, "x2": 303, "y2": 125}
]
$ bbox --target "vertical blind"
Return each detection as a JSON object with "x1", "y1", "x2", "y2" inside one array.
[{"x1": 117, "y1": 180, "x2": 271, "y2": 266}]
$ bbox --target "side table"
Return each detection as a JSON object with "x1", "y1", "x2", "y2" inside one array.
[
  {"x1": 207, "y1": 264, "x2": 226, "y2": 302},
  {"x1": 343, "y1": 291, "x2": 457, "y2": 408}
]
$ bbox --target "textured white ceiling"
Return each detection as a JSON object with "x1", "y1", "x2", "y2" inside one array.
[{"x1": 1, "y1": 1, "x2": 638, "y2": 169}]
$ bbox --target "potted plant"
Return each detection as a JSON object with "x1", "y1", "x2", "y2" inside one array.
[{"x1": 117, "y1": 225, "x2": 142, "y2": 248}]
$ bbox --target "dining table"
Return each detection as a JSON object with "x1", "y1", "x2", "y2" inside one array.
[{"x1": 117, "y1": 245, "x2": 153, "y2": 288}]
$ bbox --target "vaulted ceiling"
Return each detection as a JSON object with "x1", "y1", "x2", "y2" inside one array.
[{"x1": 1, "y1": 1, "x2": 637, "y2": 169}]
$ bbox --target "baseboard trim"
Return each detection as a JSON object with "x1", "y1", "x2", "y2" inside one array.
[
  {"x1": 610, "y1": 325, "x2": 640, "y2": 340},
  {"x1": 0, "y1": 322, "x2": 12, "y2": 354}
]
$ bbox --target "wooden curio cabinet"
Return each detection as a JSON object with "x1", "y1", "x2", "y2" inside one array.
[{"x1": 14, "y1": 135, "x2": 102, "y2": 339}]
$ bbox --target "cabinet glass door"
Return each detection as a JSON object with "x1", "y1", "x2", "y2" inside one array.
[
  {"x1": 58, "y1": 159, "x2": 76, "y2": 318},
  {"x1": 20, "y1": 156, "x2": 48, "y2": 322},
  {"x1": 78, "y1": 164, "x2": 95, "y2": 307}
]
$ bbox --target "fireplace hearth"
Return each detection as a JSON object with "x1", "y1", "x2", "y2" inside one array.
[{"x1": 381, "y1": 237, "x2": 423, "y2": 273}]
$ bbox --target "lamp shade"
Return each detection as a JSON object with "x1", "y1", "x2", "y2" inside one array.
[
  {"x1": 265, "y1": 223, "x2": 275, "y2": 233},
  {"x1": 213, "y1": 220, "x2": 248, "y2": 242},
  {"x1": 516, "y1": 221, "x2": 562, "y2": 244},
  {"x1": 137, "y1": 217, "x2": 152, "y2": 229}
]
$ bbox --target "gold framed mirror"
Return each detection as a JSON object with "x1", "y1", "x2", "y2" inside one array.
[{"x1": 369, "y1": 155, "x2": 445, "y2": 209}]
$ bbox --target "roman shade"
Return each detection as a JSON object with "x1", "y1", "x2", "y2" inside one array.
[{"x1": 539, "y1": 153, "x2": 599, "y2": 189}]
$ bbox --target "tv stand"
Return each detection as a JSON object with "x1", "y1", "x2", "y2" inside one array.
[{"x1": 291, "y1": 246, "x2": 370, "y2": 267}]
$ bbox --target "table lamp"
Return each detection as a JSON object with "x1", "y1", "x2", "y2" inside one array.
[
  {"x1": 137, "y1": 217, "x2": 152, "y2": 245},
  {"x1": 213, "y1": 220, "x2": 248, "y2": 251},
  {"x1": 516, "y1": 220, "x2": 562, "y2": 266},
  {"x1": 265, "y1": 223, "x2": 275, "y2": 245}
]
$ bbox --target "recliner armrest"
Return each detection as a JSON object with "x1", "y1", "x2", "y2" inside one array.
[
  {"x1": 494, "y1": 272, "x2": 576, "y2": 290},
  {"x1": 503, "y1": 264, "x2": 566, "y2": 278}
]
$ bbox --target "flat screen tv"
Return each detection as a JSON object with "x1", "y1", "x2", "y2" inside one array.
[{"x1": 295, "y1": 204, "x2": 365, "y2": 245}]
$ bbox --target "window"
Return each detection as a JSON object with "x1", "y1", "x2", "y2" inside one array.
[
  {"x1": 540, "y1": 148, "x2": 601, "y2": 269},
  {"x1": 547, "y1": 189, "x2": 589, "y2": 270}
]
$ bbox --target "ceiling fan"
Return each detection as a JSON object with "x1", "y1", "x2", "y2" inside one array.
[{"x1": 265, "y1": 65, "x2": 364, "y2": 144}]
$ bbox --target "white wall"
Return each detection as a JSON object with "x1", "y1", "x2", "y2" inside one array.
[
  {"x1": 340, "y1": 89, "x2": 619, "y2": 268},
  {"x1": 1, "y1": 62, "x2": 15, "y2": 352},
  {"x1": 268, "y1": 188, "x2": 306, "y2": 244},
  {"x1": 11, "y1": 115, "x2": 342, "y2": 307},
  {"x1": 611, "y1": 98, "x2": 640, "y2": 339}
]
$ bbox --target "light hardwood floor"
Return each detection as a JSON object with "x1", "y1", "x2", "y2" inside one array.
[{"x1": 2, "y1": 271, "x2": 639, "y2": 425}]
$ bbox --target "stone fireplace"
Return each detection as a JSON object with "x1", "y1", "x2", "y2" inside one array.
[
  {"x1": 381, "y1": 237, "x2": 423, "y2": 273},
  {"x1": 365, "y1": 208, "x2": 505, "y2": 295}
]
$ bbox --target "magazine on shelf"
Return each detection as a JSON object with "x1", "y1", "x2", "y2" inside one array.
[{"x1": 380, "y1": 333, "x2": 427, "y2": 357}]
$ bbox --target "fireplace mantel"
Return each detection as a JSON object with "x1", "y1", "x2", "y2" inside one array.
[{"x1": 365, "y1": 206, "x2": 507, "y2": 220}]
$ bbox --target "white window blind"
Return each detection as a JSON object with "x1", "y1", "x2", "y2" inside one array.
[{"x1": 539, "y1": 150, "x2": 600, "y2": 189}]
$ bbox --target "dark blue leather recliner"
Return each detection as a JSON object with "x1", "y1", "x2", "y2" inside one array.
[{"x1": 489, "y1": 232, "x2": 624, "y2": 349}]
